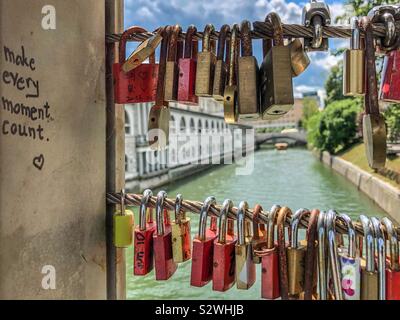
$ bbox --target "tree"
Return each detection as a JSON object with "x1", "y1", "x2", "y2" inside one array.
[
  {"x1": 301, "y1": 97, "x2": 320, "y2": 129},
  {"x1": 325, "y1": 62, "x2": 347, "y2": 106},
  {"x1": 384, "y1": 106, "x2": 400, "y2": 143}
]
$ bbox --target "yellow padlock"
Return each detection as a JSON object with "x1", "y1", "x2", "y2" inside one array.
[{"x1": 113, "y1": 189, "x2": 134, "y2": 248}]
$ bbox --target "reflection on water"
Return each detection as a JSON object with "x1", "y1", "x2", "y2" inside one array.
[{"x1": 126, "y1": 148, "x2": 386, "y2": 300}]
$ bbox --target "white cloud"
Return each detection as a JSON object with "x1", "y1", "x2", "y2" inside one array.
[{"x1": 309, "y1": 52, "x2": 342, "y2": 71}]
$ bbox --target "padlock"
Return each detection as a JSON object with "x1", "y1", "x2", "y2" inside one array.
[
  {"x1": 287, "y1": 208, "x2": 310, "y2": 297},
  {"x1": 171, "y1": 194, "x2": 191, "y2": 263},
  {"x1": 122, "y1": 30, "x2": 163, "y2": 73},
  {"x1": 336, "y1": 213, "x2": 361, "y2": 300},
  {"x1": 165, "y1": 25, "x2": 181, "y2": 102},
  {"x1": 326, "y1": 210, "x2": 343, "y2": 300},
  {"x1": 380, "y1": 49, "x2": 400, "y2": 102},
  {"x1": 195, "y1": 24, "x2": 216, "y2": 97},
  {"x1": 251, "y1": 204, "x2": 267, "y2": 264},
  {"x1": 303, "y1": 209, "x2": 320, "y2": 300},
  {"x1": 302, "y1": 0, "x2": 331, "y2": 51},
  {"x1": 223, "y1": 24, "x2": 239, "y2": 124},
  {"x1": 177, "y1": 25, "x2": 199, "y2": 105},
  {"x1": 359, "y1": 215, "x2": 379, "y2": 300},
  {"x1": 148, "y1": 26, "x2": 171, "y2": 150},
  {"x1": 212, "y1": 199, "x2": 237, "y2": 292},
  {"x1": 235, "y1": 201, "x2": 256, "y2": 289},
  {"x1": 212, "y1": 24, "x2": 230, "y2": 101},
  {"x1": 368, "y1": 5, "x2": 400, "y2": 53},
  {"x1": 370, "y1": 217, "x2": 386, "y2": 300},
  {"x1": 113, "y1": 189, "x2": 134, "y2": 248},
  {"x1": 153, "y1": 190, "x2": 177, "y2": 280},
  {"x1": 191, "y1": 196, "x2": 218, "y2": 287},
  {"x1": 317, "y1": 211, "x2": 328, "y2": 300},
  {"x1": 343, "y1": 17, "x2": 365, "y2": 97},
  {"x1": 381, "y1": 217, "x2": 400, "y2": 300},
  {"x1": 277, "y1": 206, "x2": 293, "y2": 300},
  {"x1": 260, "y1": 13, "x2": 294, "y2": 120},
  {"x1": 254, "y1": 205, "x2": 281, "y2": 299},
  {"x1": 134, "y1": 189, "x2": 156, "y2": 275},
  {"x1": 288, "y1": 38, "x2": 310, "y2": 77},
  {"x1": 113, "y1": 26, "x2": 159, "y2": 104},
  {"x1": 360, "y1": 17, "x2": 386, "y2": 169},
  {"x1": 237, "y1": 20, "x2": 260, "y2": 121}
]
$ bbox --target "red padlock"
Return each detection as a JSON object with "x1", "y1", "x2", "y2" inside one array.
[
  {"x1": 382, "y1": 217, "x2": 400, "y2": 300},
  {"x1": 191, "y1": 196, "x2": 218, "y2": 287},
  {"x1": 212, "y1": 199, "x2": 237, "y2": 292},
  {"x1": 113, "y1": 26, "x2": 159, "y2": 104},
  {"x1": 254, "y1": 205, "x2": 281, "y2": 299},
  {"x1": 153, "y1": 190, "x2": 177, "y2": 280},
  {"x1": 134, "y1": 189, "x2": 156, "y2": 275},
  {"x1": 177, "y1": 25, "x2": 198, "y2": 105},
  {"x1": 380, "y1": 49, "x2": 400, "y2": 102}
]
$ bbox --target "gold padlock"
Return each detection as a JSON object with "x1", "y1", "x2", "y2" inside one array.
[
  {"x1": 165, "y1": 25, "x2": 181, "y2": 101},
  {"x1": 113, "y1": 189, "x2": 134, "y2": 248},
  {"x1": 260, "y1": 12, "x2": 294, "y2": 120},
  {"x1": 195, "y1": 24, "x2": 216, "y2": 97},
  {"x1": 171, "y1": 194, "x2": 192, "y2": 263},
  {"x1": 212, "y1": 24, "x2": 230, "y2": 101},
  {"x1": 288, "y1": 38, "x2": 310, "y2": 77}
]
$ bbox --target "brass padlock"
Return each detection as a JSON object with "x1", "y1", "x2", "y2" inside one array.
[
  {"x1": 343, "y1": 17, "x2": 365, "y2": 96},
  {"x1": 250, "y1": 204, "x2": 267, "y2": 264},
  {"x1": 165, "y1": 25, "x2": 181, "y2": 101},
  {"x1": 113, "y1": 189, "x2": 134, "y2": 248},
  {"x1": 237, "y1": 20, "x2": 260, "y2": 121},
  {"x1": 195, "y1": 24, "x2": 216, "y2": 97},
  {"x1": 260, "y1": 12, "x2": 294, "y2": 120},
  {"x1": 360, "y1": 17, "x2": 386, "y2": 169},
  {"x1": 171, "y1": 194, "x2": 191, "y2": 263},
  {"x1": 287, "y1": 208, "x2": 310, "y2": 296},
  {"x1": 359, "y1": 215, "x2": 379, "y2": 300},
  {"x1": 212, "y1": 24, "x2": 230, "y2": 101},
  {"x1": 224, "y1": 24, "x2": 239, "y2": 124},
  {"x1": 123, "y1": 28, "x2": 163, "y2": 72},
  {"x1": 288, "y1": 38, "x2": 310, "y2": 77},
  {"x1": 235, "y1": 201, "x2": 256, "y2": 289},
  {"x1": 148, "y1": 26, "x2": 171, "y2": 150}
]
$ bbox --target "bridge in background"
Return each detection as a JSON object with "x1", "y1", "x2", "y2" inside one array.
[{"x1": 255, "y1": 131, "x2": 307, "y2": 148}]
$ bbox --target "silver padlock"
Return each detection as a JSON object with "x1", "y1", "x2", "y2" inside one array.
[
  {"x1": 302, "y1": 0, "x2": 331, "y2": 51},
  {"x1": 370, "y1": 217, "x2": 386, "y2": 300},
  {"x1": 317, "y1": 211, "x2": 328, "y2": 300}
]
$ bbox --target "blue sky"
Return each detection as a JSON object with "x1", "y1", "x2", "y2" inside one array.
[{"x1": 124, "y1": 0, "x2": 351, "y2": 96}]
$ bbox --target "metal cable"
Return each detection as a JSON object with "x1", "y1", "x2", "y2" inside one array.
[
  {"x1": 106, "y1": 192, "x2": 400, "y2": 239},
  {"x1": 105, "y1": 22, "x2": 400, "y2": 43}
]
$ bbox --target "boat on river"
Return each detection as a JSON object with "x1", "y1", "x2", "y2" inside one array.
[{"x1": 275, "y1": 142, "x2": 288, "y2": 150}]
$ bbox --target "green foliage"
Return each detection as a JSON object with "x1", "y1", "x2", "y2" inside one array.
[
  {"x1": 384, "y1": 105, "x2": 400, "y2": 143},
  {"x1": 301, "y1": 97, "x2": 320, "y2": 129},
  {"x1": 306, "y1": 99, "x2": 362, "y2": 153},
  {"x1": 335, "y1": 0, "x2": 399, "y2": 23},
  {"x1": 325, "y1": 62, "x2": 347, "y2": 106}
]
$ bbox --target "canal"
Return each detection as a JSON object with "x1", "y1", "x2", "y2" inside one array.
[{"x1": 126, "y1": 148, "x2": 387, "y2": 299}]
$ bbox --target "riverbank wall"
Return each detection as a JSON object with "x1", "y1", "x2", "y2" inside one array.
[{"x1": 316, "y1": 150, "x2": 400, "y2": 223}]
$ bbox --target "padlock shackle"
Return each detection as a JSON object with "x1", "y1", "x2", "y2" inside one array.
[
  {"x1": 202, "y1": 24, "x2": 215, "y2": 53},
  {"x1": 381, "y1": 217, "x2": 400, "y2": 271},
  {"x1": 216, "y1": 24, "x2": 230, "y2": 61},
  {"x1": 174, "y1": 193, "x2": 184, "y2": 223},
  {"x1": 198, "y1": 196, "x2": 217, "y2": 240},
  {"x1": 317, "y1": 211, "x2": 328, "y2": 300},
  {"x1": 359, "y1": 215, "x2": 375, "y2": 272},
  {"x1": 217, "y1": 199, "x2": 233, "y2": 244},
  {"x1": 267, "y1": 12, "x2": 284, "y2": 47},
  {"x1": 155, "y1": 26, "x2": 171, "y2": 106},
  {"x1": 240, "y1": 20, "x2": 253, "y2": 57},
  {"x1": 326, "y1": 210, "x2": 343, "y2": 300},
  {"x1": 227, "y1": 24, "x2": 239, "y2": 87},
  {"x1": 118, "y1": 26, "x2": 147, "y2": 65},
  {"x1": 266, "y1": 205, "x2": 280, "y2": 249},
  {"x1": 168, "y1": 25, "x2": 182, "y2": 62},
  {"x1": 252, "y1": 204, "x2": 264, "y2": 241},
  {"x1": 350, "y1": 16, "x2": 361, "y2": 50},
  {"x1": 337, "y1": 213, "x2": 356, "y2": 258},
  {"x1": 311, "y1": 15, "x2": 323, "y2": 49},
  {"x1": 119, "y1": 189, "x2": 126, "y2": 216},
  {"x1": 371, "y1": 217, "x2": 386, "y2": 300},
  {"x1": 290, "y1": 208, "x2": 310, "y2": 248},
  {"x1": 237, "y1": 201, "x2": 249, "y2": 245},
  {"x1": 184, "y1": 25, "x2": 197, "y2": 59},
  {"x1": 139, "y1": 189, "x2": 153, "y2": 230},
  {"x1": 155, "y1": 190, "x2": 168, "y2": 236}
]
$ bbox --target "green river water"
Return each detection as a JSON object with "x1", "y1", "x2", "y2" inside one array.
[{"x1": 125, "y1": 148, "x2": 387, "y2": 300}]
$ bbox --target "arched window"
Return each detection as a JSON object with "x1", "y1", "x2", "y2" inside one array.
[
  {"x1": 198, "y1": 119, "x2": 202, "y2": 133},
  {"x1": 180, "y1": 117, "x2": 186, "y2": 133},
  {"x1": 125, "y1": 154, "x2": 129, "y2": 172},
  {"x1": 125, "y1": 110, "x2": 131, "y2": 135},
  {"x1": 205, "y1": 120, "x2": 209, "y2": 132},
  {"x1": 190, "y1": 118, "x2": 195, "y2": 133},
  {"x1": 170, "y1": 115, "x2": 176, "y2": 134}
]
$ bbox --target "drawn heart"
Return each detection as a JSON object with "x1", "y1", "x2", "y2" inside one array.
[{"x1": 33, "y1": 154, "x2": 44, "y2": 170}]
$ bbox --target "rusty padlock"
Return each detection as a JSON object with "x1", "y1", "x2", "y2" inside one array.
[
  {"x1": 191, "y1": 196, "x2": 218, "y2": 287},
  {"x1": 153, "y1": 190, "x2": 177, "y2": 280},
  {"x1": 113, "y1": 26, "x2": 159, "y2": 104},
  {"x1": 381, "y1": 217, "x2": 400, "y2": 300},
  {"x1": 165, "y1": 25, "x2": 181, "y2": 101},
  {"x1": 235, "y1": 201, "x2": 256, "y2": 289},
  {"x1": 212, "y1": 199, "x2": 237, "y2": 292},
  {"x1": 277, "y1": 206, "x2": 292, "y2": 300},
  {"x1": 380, "y1": 49, "x2": 400, "y2": 103},
  {"x1": 212, "y1": 24, "x2": 230, "y2": 101},
  {"x1": 171, "y1": 194, "x2": 191, "y2": 263},
  {"x1": 134, "y1": 189, "x2": 156, "y2": 275},
  {"x1": 251, "y1": 204, "x2": 267, "y2": 264},
  {"x1": 177, "y1": 25, "x2": 198, "y2": 105}
]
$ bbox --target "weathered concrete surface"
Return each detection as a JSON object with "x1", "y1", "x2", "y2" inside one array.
[
  {"x1": 0, "y1": 1, "x2": 106, "y2": 298},
  {"x1": 318, "y1": 151, "x2": 400, "y2": 223}
]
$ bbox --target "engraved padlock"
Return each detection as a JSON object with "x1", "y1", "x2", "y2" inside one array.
[
  {"x1": 171, "y1": 194, "x2": 191, "y2": 263},
  {"x1": 113, "y1": 189, "x2": 134, "y2": 248}
]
